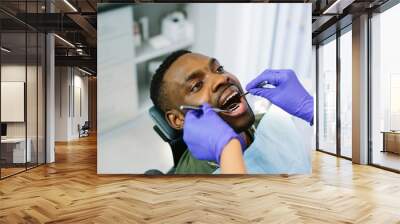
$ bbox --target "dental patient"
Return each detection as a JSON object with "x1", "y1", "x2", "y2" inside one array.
[{"x1": 149, "y1": 50, "x2": 313, "y2": 174}]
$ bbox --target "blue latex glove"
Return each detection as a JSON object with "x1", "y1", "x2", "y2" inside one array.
[
  {"x1": 183, "y1": 103, "x2": 246, "y2": 164},
  {"x1": 246, "y1": 69, "x2": 314, "y2": 125}
]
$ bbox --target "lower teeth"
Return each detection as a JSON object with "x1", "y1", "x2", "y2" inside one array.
[{"x1": 227, "y1": 103, "x2": 239, "y2": 112}]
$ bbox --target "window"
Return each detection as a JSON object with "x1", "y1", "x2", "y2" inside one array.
[
  {"x1": 318, "y1": 37, "x2": 337, "y2": 154},
  {"x1": 339, "y1": 29, "x2": 352, "y2": 158},
  {"x1": 371, "y1": 3, "x2": 400, "y2": 171},
  {"x1": 0, "y1": 1, "x2": 47, "y2": 179}
]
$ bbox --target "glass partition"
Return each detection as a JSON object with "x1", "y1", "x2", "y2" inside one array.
[
  {"x1": 27, "y1": 30, "x2": 38, "y2": 169},
  {"x1": 339, "y1": 29, "x2": 352, "y2": 158},
  {"x1": 317, "y1": 36, "x2": 337, "y2": 155},
  {"x1": 0, "y1": 1, "x2": 46, "y2": 179},
  {"x1": 371, "y1": 3, "x2": 400, "y2": 171},
  {"x1": 1, "y1": 31, "x2": 28, "y2": 177},
  {"x1": 38, "y1": 32, "x2": 45, "y2": 165}
]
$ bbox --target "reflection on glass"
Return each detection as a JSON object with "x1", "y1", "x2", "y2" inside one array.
[
  {"x1": 38, "y1": 33, "x2": 46, "y2": 165},
  {"x1": 340, "y1": 30, "x2": 352, "y2": 158},
  {"x1": 27, "y1": 31, "x2": 38, "y2": 169},
  {"x1": 371, "y1": 3, "x2": 400, "y2": 171},
  {"x1": 318, "y1": 38, "x2": 337, "y2": 154},
  {"x1": 1, "y1": 31, "x2": 27, "y2": 177}
]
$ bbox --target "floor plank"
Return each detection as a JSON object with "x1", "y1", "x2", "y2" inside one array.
[{"x1": 1, "y1": 134, "x2": 400, "y2": 223}]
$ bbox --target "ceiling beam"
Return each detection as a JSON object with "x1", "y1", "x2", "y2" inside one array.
[
  {"x1": 67, "y1": 13, "x2": 97, "y2": 43},
  {"x1": 322, "y1": 0, "x2": 356, "y2": 14},
  {"x1": 55, "y1": 55, "x2": 96, "y2": 69}
]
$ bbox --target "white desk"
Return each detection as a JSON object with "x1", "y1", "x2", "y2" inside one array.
[{"x1": 1, "y1": 138, "x2": 31, "y2": 163}]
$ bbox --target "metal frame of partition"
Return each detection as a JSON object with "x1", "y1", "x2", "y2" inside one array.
[
  {"x1": 0, "y1": 30, "x2": 2, "y2": 179},
  {"x1": 0, "y1": 0, "x2": 47, "y2": 180}
]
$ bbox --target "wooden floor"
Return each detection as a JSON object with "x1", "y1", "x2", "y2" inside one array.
[
  {"x1": 1, "y1": 135, "x2": 400, "y2": 223},
  {"x1": 373, "y1": 150, "x2": 400, "y2": 171},
  {"x1": 1, "y1": 167, "x2": 26, "y2": 178}
]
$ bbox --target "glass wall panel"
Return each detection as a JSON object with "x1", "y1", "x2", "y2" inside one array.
[
  {"x1": 26, "y1": 0, "x2": 38, "y2": 169},
  {"x1": 371, "y1": 3, "x2": 400, "y2": 171},
  {"x1": 1, "y1": 30, "x2": 28, "y2": 177},
  {"x1": 0, "y1": 1, "x2": 46, "y2": 179},
  {"x1": 318, "y1": 37, "x2": 337, "y2": 154},
  {"x1": 27, "y1": 30, "x2": 38, "y2": 169},
  {"x1": 339, "y1": 29, "x2": 352, "y2": 158},
  {"x1": 38, "y1": 32, "x2": 45, "y2": 165}
]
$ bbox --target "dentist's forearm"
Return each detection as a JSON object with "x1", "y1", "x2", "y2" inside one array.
[{"x1": 220, "y1": 139, "x2": 247, "y2": 174}]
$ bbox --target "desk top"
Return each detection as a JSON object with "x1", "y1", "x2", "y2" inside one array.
[
  {"x1": 381, "y1": 131, "x2": 400, "y2": 134},
  {"x1": 1, "y1": 138, "x2": 29, "y2": 143}
]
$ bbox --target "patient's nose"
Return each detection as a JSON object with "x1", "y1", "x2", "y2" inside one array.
[{"x1": 211, "y1": 75, "x2": 230, "y2": 93}]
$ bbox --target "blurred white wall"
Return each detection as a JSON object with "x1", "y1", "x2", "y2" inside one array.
[
  {"x1": 186, "y1": 4, "x2": 217, "y2": 56},
  {"x1": 188, "y1": 4, "x2": 312, "y2": 90},
  {"x1": 189, "y1": 3, "x2": 314, "y2": 151},
  {"x1": 54, "y1": 67, "x2": 89, "y2": 141}
]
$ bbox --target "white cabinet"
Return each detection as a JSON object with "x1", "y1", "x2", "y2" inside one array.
[{"x1": 1, "y1": 138, "x2": 32, "y2": 163}]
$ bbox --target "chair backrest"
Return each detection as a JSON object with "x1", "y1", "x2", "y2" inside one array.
[
  {"x1": 82, "y1": 121, "x2": 90, "y2": 129},
  {"x1": 148, "y1": 106, "x2": 186, "y2": 167},
  {"x1": 148, "y1": 106, "x2": 180, "y2": 141}
]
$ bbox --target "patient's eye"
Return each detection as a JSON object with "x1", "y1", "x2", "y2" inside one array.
[
  {"x1": 216, "y1": 66, "x2": 224, "y2": 74},
  {"x1": 190, "y1": 81, "x2": 203, "y2": 93}
]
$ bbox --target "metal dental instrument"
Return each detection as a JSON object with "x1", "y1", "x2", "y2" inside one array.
[
  {"x1": 180, "y1": 105, "x2": 235, "y2": 113},
  {"x1": 241, "y1": 81, "x2": 276, "y2": 97}
]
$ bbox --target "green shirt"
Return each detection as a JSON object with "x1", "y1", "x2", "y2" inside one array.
[{"x1": 174, "y1": 114, "x2": 264, "y2": 174}]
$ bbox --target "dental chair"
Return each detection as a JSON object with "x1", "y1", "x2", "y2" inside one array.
[{"x1": 146, "y1": 106, "x2": 187, "y2": 175}]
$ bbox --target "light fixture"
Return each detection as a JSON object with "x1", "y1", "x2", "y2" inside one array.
[
  {"x1": 54, "y1": 34, "x2": 75, "y2": 48},
  {"x1": 78, "y1": 67, "x2": 93, "y2": 76},
  {"x1": 63, "y1": 0, "x2": 78, "y2": 12},
  {"x1": 76, "y1": 48, "x2": 84, "y2": 55},
  {"x1": 1, "y1": 47, "x2": 11, "y2": 53}
]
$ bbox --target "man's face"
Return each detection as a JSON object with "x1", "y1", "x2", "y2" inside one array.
[{"x1": 163, "y1": 53, "x2": 255, "y2": 132}]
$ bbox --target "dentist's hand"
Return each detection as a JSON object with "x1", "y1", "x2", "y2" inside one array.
[
  {"x1": 183, "y1": 103, "x2": 246, "y2": 164},
  {"x1": 246, "y1": 69, "x2": 314, "y2": 125}
]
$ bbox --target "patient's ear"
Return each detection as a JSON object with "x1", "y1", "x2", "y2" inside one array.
[{"x1": 165, "y1": 109, "x2": 185, "y2": 130}]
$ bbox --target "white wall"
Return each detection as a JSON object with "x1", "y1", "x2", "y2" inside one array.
[
  {"x1": 55, "y1": 67, "x2": 89, "y2": 141},
  {"x1": 75, "y1": 72, "x2": 89, "y2": 136},
  {"x1": 55, "y1": 67, "x2": 69, "y2": 141},
  {"x1": 197, "y1": 3, "x2": 313, "y2": 150},
  {"x1": 98, "y1": 6, "x2": 145, "y2": 174},
  {"x1": 186, "y1": 4, "x2": 217, "y2": 57}
]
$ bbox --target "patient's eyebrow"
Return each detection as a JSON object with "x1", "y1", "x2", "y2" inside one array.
[
  {"x1": 185, "y1": 70, "x2": 204, "y2": 82},
  {"x1": 184, "y1": 58, "x2": 218, "y2": 83},
  {"x1": 209, "y1": 58, "x2": 217, "y2": 69}
]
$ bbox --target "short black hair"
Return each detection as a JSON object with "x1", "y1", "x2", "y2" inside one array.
[{"x1": 150, "y1": 50, "x2": 191, "y2": 112}]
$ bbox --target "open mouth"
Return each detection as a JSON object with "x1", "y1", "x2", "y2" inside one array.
[
  {"x1": 218, "y1": 86, "x2": 248, "y2": 117},
  {"x1": 220, "y1": 91, "x2": 241, "y2": 111}
]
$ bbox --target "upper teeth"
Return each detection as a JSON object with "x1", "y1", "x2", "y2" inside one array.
[{"x1": 223, "y1": 91, "x2": 239, "y2": 106}]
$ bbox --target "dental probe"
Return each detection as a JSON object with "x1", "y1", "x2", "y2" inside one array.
[
  {"x1": 241, "y1": 81, "x2": 276, "y2": 97},
  {"x1": 180, "y1": 105, "x2": 236, "y2": 113}
]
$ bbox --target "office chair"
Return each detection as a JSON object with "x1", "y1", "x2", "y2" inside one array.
[
  {"x1": 147, "y1": 106, "x2": 187, "y2": 174},
  {"x1": 78, "y1": 121, "x2": 90, "y2": 138}
]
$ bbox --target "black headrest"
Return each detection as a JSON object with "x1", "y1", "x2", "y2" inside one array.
[{"x1": 148, "y1": 106, "x2": 181, "y2": 141}]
